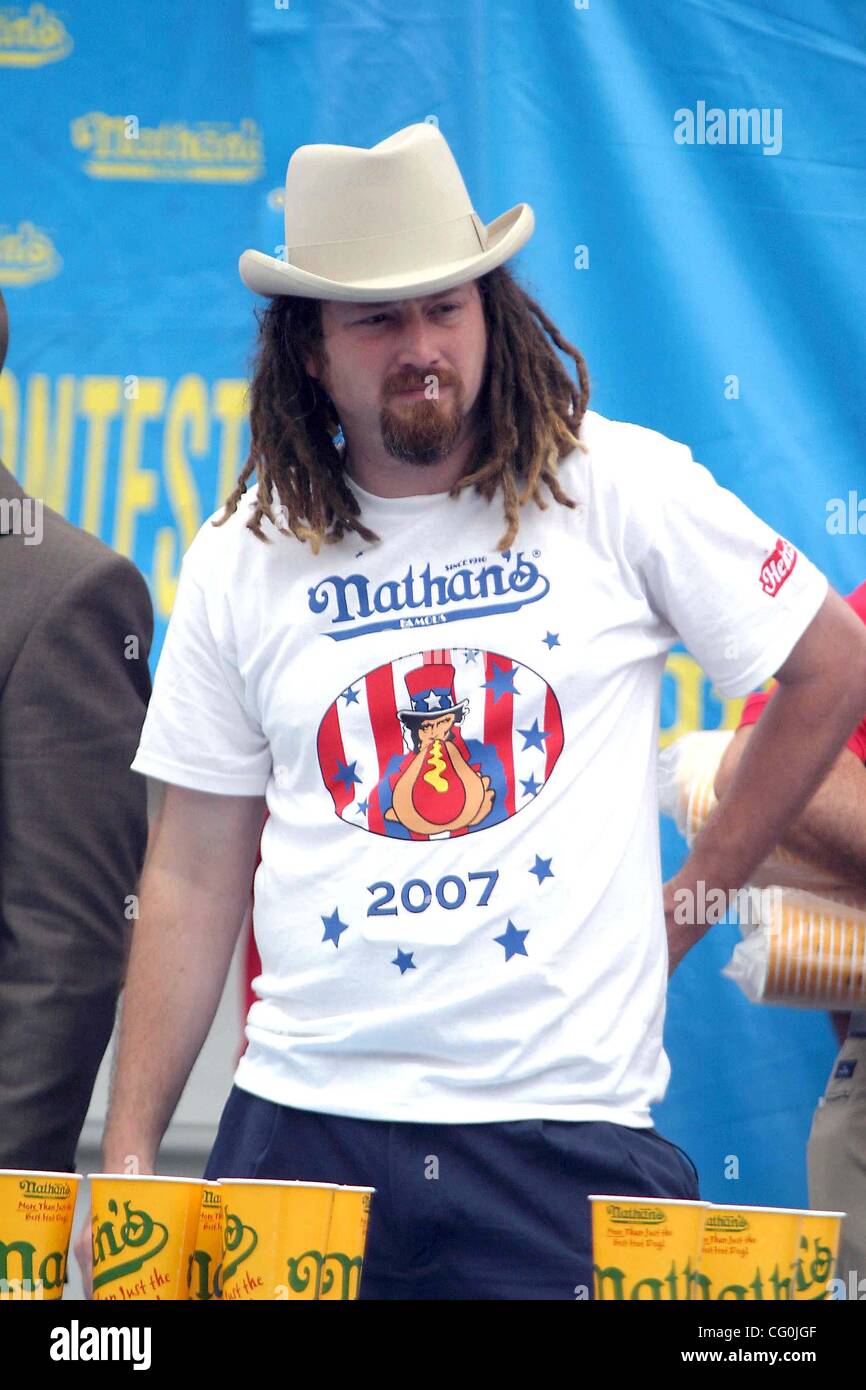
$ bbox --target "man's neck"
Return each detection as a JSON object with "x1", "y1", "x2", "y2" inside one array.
[{"x1": 341, "y1": 433, "x2": 478, "y2": 498}]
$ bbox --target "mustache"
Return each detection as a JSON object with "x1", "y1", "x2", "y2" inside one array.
[{"x1": 387, "y1": 373, "x2": 456, "y2": 395}]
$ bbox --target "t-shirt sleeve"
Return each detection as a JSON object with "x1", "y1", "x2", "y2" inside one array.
[
  {"x1": 130, "y1": 540, "x2": 272, "y2": 795},
  {"x1": 637, "y1": 443, "x2": 829, "y2": 698}
]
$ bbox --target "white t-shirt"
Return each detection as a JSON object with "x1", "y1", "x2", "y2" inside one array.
[{"x1": 130, "y1": 409, "x2": 829, "y2": 1126}]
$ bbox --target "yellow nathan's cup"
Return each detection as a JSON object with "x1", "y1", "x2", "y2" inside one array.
[
  {"x1": 319, "y1": 1185, "x2": 376, "y2": 1301},
  {"x1": 218, "y1": 1179, "x2": 338, "y2": 1301},
  {"x1": 0, "y1": 1169, "x2": 81, "y2": 1301},
  {"x1": 89, "y1": 1174, "x2": 204, "y2": 1301},
  {"x1": 187, "y1": 1181, "x2": 224, "y2": 1302},
  {"x1": 792, "y1": 1209, "x2": 845, "y2": 1300},
  {"x1": 589, "y1": 1195, "x2": 709, "y2": 1300},
  {"x1": 695, "y1": 1204, "x2": 801, "y2": 1300}
]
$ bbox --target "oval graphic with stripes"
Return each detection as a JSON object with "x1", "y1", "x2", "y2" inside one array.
[{"x1": 316, "y1": 647, "x2": 563, "y2": 840}]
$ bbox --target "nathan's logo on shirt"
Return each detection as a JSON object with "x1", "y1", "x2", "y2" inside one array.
[
  {"x1": 307, "y1": 550, "x2": 550, "y2": 641},
  {"x1": 759, "y1": 536, "x2": 797, "y2": 597},
  {"x1": 317, "y1": 647, "x2": 564, "y2": 840}
]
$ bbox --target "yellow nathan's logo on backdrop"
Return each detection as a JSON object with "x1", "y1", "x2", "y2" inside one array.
[
  {"x1": 70, "y1": 112, "x2": 264, "y2": 182},
  {"x1": 0, "y1": 220, "x2": 61, "y2": 286},
  {"x1": 0, "y1": 2, "x2": 72, "y2": 66}
]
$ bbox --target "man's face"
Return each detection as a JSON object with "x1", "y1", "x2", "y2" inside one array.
[
  {"x1": 417, "y1": 712, "x2": 456, "y2": 747},
  {"x1": 305, "y1": 281, "x2": 487, "y2": 466}
]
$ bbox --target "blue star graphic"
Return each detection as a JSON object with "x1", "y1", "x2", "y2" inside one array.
[
  {"x1": 530, "y1": 855, "x2": 554, "y2": 884},
  {"x1": 517, "y1": 719, "x2": 550, "y2": 753},
  {"x1": 463, "y1": 649, "x2": 480, "y2": 663},
  {"x1": 482, "y1": 663, "x2": 520, "y2": 703},
  {"x1": 342, "y1": 685, "x2": 360, "y2": 706},
  {"x1": 321, "y1": 908, "x2": 349, "y2": 947},
  {"x1": 519, "y1": 773, "x2": 542, "y2": 798},
  {"x1": 543, "y1": 631, "x2": 560, "y2": 650},
  {"x1": 494, "y1": 920, "x2": 529, "y2": 961},
  {"x1": 392, "y1": 949, "x2": 416, "y2": 975},
  {"x1": 333, "y1": 758, "x2": 362, "y2": 793},
  {"x1": 356, "y1": 797, "x2": 370, "y2": 816}
]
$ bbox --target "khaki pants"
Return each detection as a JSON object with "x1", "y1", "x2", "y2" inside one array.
[{"x1": 807, "y1": 1035, "x2": 866, "y2": 1289}]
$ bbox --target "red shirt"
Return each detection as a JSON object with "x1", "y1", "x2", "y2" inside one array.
[{"x1": 737, "y1": 580, "x2": 866, "y2": 761}]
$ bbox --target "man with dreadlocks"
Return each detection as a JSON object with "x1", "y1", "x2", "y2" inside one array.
[{"x1": 86, "y1": 123, "x2": 866, "y2": 1300}]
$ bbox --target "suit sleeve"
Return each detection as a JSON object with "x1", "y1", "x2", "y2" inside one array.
[{"x1": 0, "y1": 552, "x2": 153, "y2": 1170}]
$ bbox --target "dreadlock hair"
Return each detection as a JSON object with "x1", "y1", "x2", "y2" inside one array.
[{"x1": 213, "y1": 263, "x2": 591, "y2": 554}]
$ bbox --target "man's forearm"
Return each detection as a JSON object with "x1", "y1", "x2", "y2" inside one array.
[
  {"x1": 667, "y1": 660, "x2": 866, "y2": 941},
  {"x1": 101, "y1": 863, "x2": 242, "y2": 1170},
  {"x1": 717, "y1": 731, "x2": 866, "y2": 886}
]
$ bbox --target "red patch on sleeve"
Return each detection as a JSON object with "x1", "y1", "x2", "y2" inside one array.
[{"x1": 759, "y1": 536, "x2": 798, "y2": 596}]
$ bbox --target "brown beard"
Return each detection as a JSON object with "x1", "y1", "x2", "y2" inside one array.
[{"x1": 379, "y1": 375, "x2": 467, "y2": 464}]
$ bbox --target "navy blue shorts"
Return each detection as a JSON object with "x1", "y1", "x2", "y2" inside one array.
[{"x1": 203, "y1": 1084, "x2": 700, "y2": 1300}]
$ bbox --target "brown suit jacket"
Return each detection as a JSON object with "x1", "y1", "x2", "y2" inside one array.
[{"x1": 0, "y1": 461, "x2": 153, "y2": 1169}]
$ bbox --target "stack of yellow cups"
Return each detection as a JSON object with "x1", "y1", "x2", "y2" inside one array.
[
  {"x1": 89, "y1": 1174, "x2": 204, "y2": 1301},
  {"x1": 589, "y1": 1195, "x2": 708, "y2": 1300},
  {"x1": 0, "y1": 1168, "x2": 81, "y2": 1300},
  {"x1": 188, "y1": 1181, "x2": 223, "y2": 1301},
  {"x1": 217, "y1": 1178, "x2": 374, "y2": 1301},
  {"x1": 590, "y1": 1195, "x2": 846, "y2": 1300}
]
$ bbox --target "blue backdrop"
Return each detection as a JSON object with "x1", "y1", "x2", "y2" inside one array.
[{"x1": 2, "y1": 0, "x2": 864, "y2": 1204}]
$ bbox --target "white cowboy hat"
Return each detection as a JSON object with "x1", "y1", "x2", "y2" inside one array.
[{"x1": 238, "y1": 121, "x2": 534, "y2": 301}]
